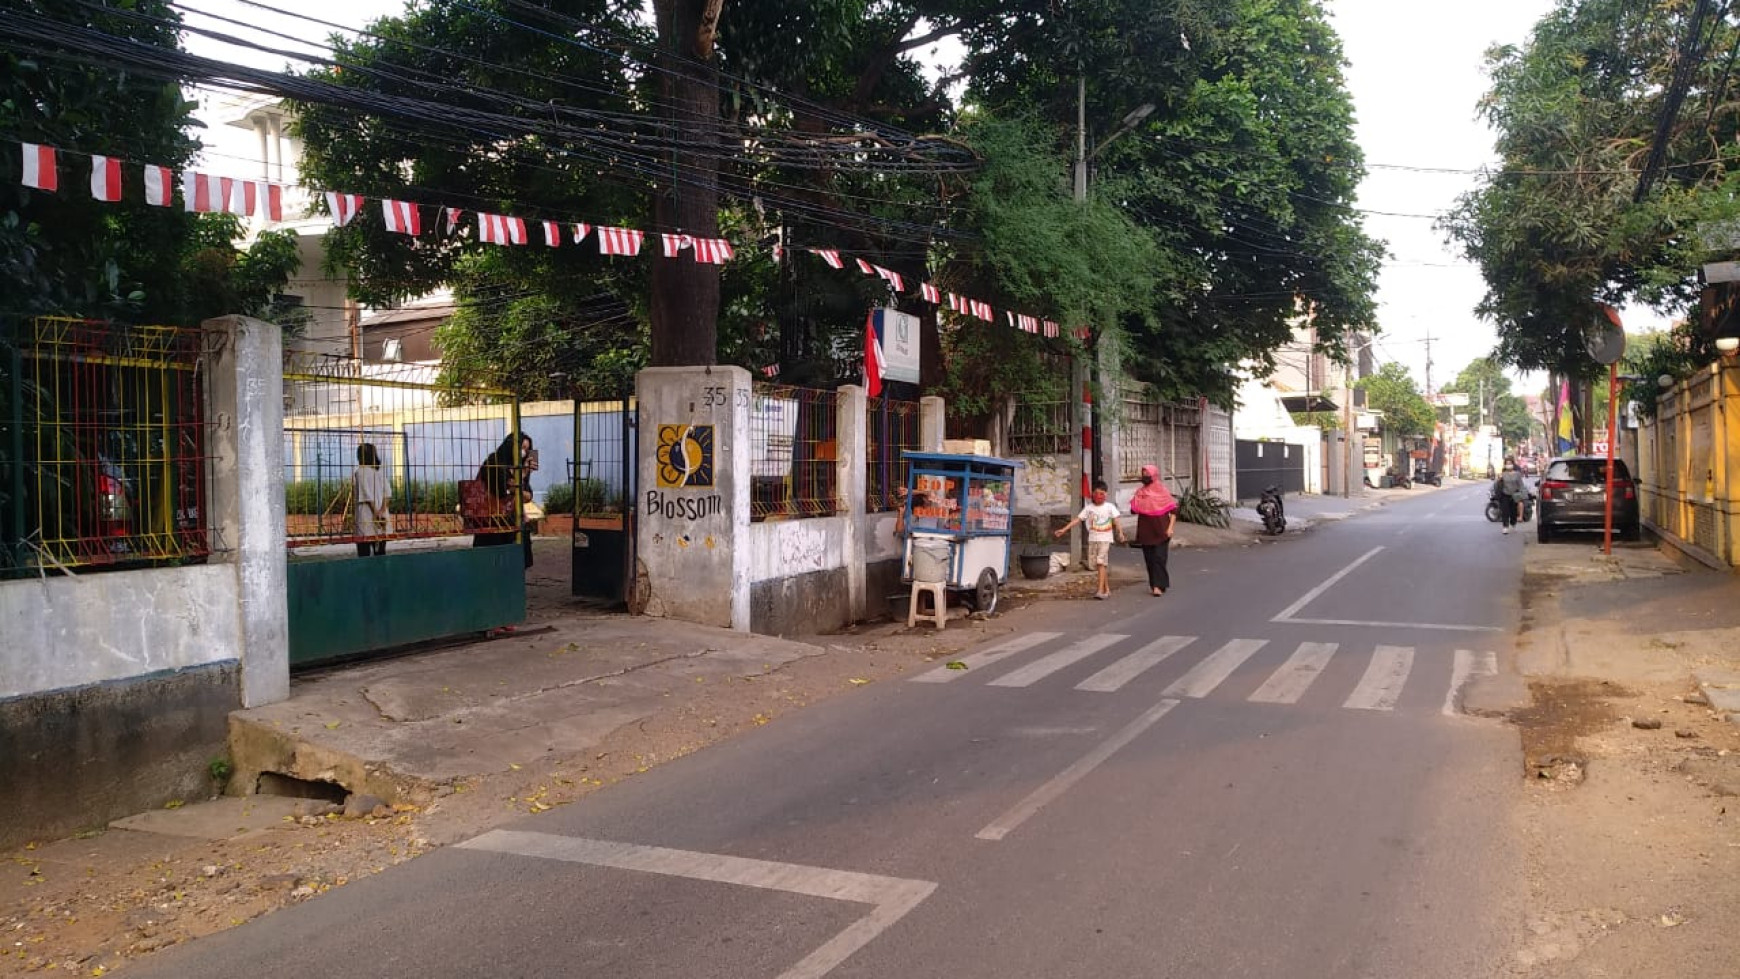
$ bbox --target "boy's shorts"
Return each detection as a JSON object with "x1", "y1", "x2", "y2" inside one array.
[{"x1": 1087, "y1": 541, "x2": 1112, "y2": 568}]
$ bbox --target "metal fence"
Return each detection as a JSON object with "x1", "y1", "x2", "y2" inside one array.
[
  {"x1": 282, "y1": 352, "x2": 520, "y2": 548},
  {"x1": 866, "y1": 397, "x2": 920, "y2": 512},
  {"x1": 1008, "y1": 400, "x2": 1072, "y2": 456},
  {"x1": 2, "y1": 317, "x2": 212, "y2": 579},
  {"x1": 1119, "y1": 399, "x2": 1201, "y2": 483},
  {"x1": 750, "y1": 383, "x2": 840, "y2": 521}
]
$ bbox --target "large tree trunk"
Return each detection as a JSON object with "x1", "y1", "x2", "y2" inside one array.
[{"x1": 649, "y1": 0, "x2": 723, "y2": 367}]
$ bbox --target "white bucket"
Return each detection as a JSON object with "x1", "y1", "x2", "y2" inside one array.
[{"x1": 909, "y1": 537, "x2": 952, "y2": 583}]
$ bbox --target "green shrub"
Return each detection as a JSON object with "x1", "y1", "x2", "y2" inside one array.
[
  {"x1": 542, "y1": 480, "x2": 576, "y2": 514},
  {"x1": 574, "y1": 477, "x2": 619, "y2": 514},
  {"x1": 284, "y1": 479, "x2": 349, "y2": 515},
  {"x1": 390, "y1": 479, "x2": 459, "y2": 515}
]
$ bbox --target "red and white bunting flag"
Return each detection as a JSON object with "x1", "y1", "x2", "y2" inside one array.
[
  {"x1": 224, "y1": 178, "x2": 256, "y2": 217},
  {"x1": 572, "y1": 222, "x2": 591, "y2": 244},
  {"x1": 477, "y1": 213, "x2": 528, "y2": 245},
  {"x1": 442, "y1": 207, "x2": 463, "y2": 235},
  {"x1": 874, "y1": 266, "x2": 905, "y2": 292},
  {"x1": 89, "y1": 154, "x2": 122, "y2": 202},
  {"x1": 20, "y1": 143, "x2": 56, "y2": 192},
  {"x1": 143, "y1": 165, "x2": 171, "y2": 207},
  {"x1": 1006, "y1": 311, "x2": 1017, "y2": 327},
  {"x1": 259, "y1": 182, "x2": 283, "y2": 221},
  {"x1": 1074, "y1": 326, "x2": 1093, "y2": 341},
  {"x1": 660, "y1": 233, "x2": 690, "y2": 258},
  {"x1": 1043, "y1": 320, "x2": 1059, "y2": 338},
  {"x1": 920, "y1": 282, "x2": 940, "y2": 304},
  {"x1": 692, "y1": 238, "x2": 734, "y2": 264},
  {"x1": 972, "y1": 301, "x2": 993, "y2": 322},
  {"x1": 324, "y1": 191, "x2": 363, "y2": 227},
  {"x1": 543, "y1": 220, "x2": 561, "y2": 246},
  {"x1": 382, "y1": 199, "x2": 420, "y2": 235},
  {"x1": 946, "y1": 292, "x2": 964, "y2": 313},
  {"x1": 597, "y1": 226, "x2": 644, "y2": 256},
  {"x1": 760, "y1": 364, "x2": 780, "y2": 378},
  {"x1": 183, "y1": 172, "x2": 219, "y2": 213},
  {"x1": 855, "y1": 257, "x2": 875, "y2": 275},
  {"x1": 809, "y1": 248, "x2": 843, "y2": 269},
  {"x1": 1018, "y1": 314, "x2": 1035, "y2": 333}
]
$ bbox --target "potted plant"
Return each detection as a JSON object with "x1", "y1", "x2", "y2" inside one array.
[{"x1": 539, "y1": 481, "x2": 576, "y2": 537}]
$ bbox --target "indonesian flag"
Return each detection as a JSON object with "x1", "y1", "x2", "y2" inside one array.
[
  {"x1": 143, "y1": 165, "x2": 171, "y2": 207},
  {"x1": 1043, "y1": 320, "x2": 1060, "y2": 338},
  {"x1": 863, "y1": 309, "x2": 884, "y2": 398},
  {"x1": 89, "y1": 154, "x2": 122, "y2": 202},
  {"x1": 946, "y1": 293, "x2": 965, "y2": 313},
  {"x1": 855, "y1": 257, "x2": 875, "y2": 275},
  {"x1": 920, "y1": 282, "x2": 940, "y2": 304},
  {"x1": 972, "y1": 300, "x2": 993, "y2": 322},
  {"x1": 660, "y1": 233, "x2": 689, "y2": 258},
  {"x1": 809, "y1": 248, "x2": 843, "y2": 269},
  {"x1": 381, "y1": 199, "x2": 420, "y2": 235},
  {"x1": 1019, "y1": 314, "x2": 1039, "y2": 333},
  {"x1": 325, "y1": 191, "x2": 363, "y2": 227},
  {"x1": 543, "y1": 220, "x2": 561, "y2": 246},
  {"x1": 442, "y1": 207, "x2": 463, "y2": 235},
  {"x1": 1006, "y1": 311, "x2": 1017, "y2": 328},
  {"x1": 477, "y1": 213, "x2": 528, "y2": 245},
  {"x1": 597, "y1": 226, "x2": 644, "y2": 256},
  {"x1": 572, "y1": 222, "x2": 591, "y2": 244},
  {"x1": 20, "y1": 143, "x2": 56, "y2": 191},
  {"x1": 874, "y1": 266, "x2": 904, "y2": 292},
  {"x1": 691, "y1": 238, "x2": 733, "y2": 264}
]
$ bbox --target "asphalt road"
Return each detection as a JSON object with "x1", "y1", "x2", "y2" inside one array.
[{"x1": 132, "y1": 483, "x2": 1528, "y2": 979}]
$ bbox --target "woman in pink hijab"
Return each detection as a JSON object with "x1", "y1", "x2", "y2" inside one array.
[{"x1": 1130, "y1": 464, "x2": 1179, "y2": 596}]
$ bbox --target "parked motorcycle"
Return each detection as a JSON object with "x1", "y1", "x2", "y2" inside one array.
[
  {"x1": 1256, "y1": 485, "x2": 1286, "y2": 535},
  {"x1": 1386, "y1": 467, "x2": 1412, "y2": 489},
  {"x1": 1413, "y1": 464, "x2": 1442, "y2": 487}
]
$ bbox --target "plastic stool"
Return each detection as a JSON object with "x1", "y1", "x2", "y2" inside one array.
[{"x1": 907, "y1": 580, "x2": 948, "y2": 630}]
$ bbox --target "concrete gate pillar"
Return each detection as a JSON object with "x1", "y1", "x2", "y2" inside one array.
[{"x1": 635, "y1": 366, "x2": 752, "y2": 630}]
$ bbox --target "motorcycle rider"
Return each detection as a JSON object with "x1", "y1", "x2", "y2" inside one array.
[{"x1": 1493, "y1": 458, "x2": 1526, "y2": 535}]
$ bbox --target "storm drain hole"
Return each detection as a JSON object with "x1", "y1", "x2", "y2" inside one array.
[{"x1": 255, "y1": 772, "x2": 349, "y2": 803}]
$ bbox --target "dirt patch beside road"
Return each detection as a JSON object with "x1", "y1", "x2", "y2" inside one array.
[{"x1": 1502, "y1": 541, "x2": 1740, "y2": 977}]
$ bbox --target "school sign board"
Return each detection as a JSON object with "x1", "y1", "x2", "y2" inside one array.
[{"x1": 875, "y1": 308, "x2": 921, "y2": 383}]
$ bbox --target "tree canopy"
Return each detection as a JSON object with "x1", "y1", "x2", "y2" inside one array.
[
  {"x1": 291, "y1": 0, "x2": 1380, "y2": 408},
  {"x1": 1441, "y1": 357, "x2": 1534, "y2": 445},
  {"x1": 1357, "y1": 361, "x2": 1435, "y2": 438},
  {"x1": 0, "y1": 0, "x2": 299, "y2": 325},
  {"x1": 1442, "y1": 0, "x2": 1735, "y2": 377}
]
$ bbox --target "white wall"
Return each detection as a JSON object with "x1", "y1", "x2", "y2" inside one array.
[{"x1": 0, "y1": 565, "x2": 241, "y2": 698}]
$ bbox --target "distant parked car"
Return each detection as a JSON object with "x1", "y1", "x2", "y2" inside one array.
[{"x1": 1536, "y1": 456, "x2": 1640, "y2": 543}]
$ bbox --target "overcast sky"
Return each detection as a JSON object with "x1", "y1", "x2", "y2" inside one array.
[{"x1": 180, "y1": 0, "x2": 1657, "y2": 396}]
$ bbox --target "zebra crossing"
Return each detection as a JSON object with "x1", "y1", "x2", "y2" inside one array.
[{"x1": 911, "y1": 631, "x2": 1498, "y2": 716}]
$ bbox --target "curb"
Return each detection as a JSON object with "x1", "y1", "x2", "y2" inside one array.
[{"x1": 1694, "y1": 668, "x2": 1740, "y2": 725}]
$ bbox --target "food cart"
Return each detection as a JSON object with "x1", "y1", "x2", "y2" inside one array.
[{"x1": 901, "y1": 452, "x2": 1021, "y2": 614}]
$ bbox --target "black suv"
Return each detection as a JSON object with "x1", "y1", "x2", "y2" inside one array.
[{"x1": 1536, "y1": 456, "x2": 1640, "y2": 543}]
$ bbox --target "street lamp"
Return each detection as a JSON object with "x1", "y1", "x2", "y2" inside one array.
[{"x1": 1073, "y1": 82, "x2": 1155, "y2": 203}]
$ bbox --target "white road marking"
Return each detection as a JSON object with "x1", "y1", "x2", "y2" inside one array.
[
  {"x1": 1443, "y1": 649, "x2": 1499, "y2": 715},
  {"x1": 975, "y1": 698, "x2": 1180, "y2": 841},
  {"x1": 1277, "y1": 617, "x2": 1502, "y2": 633},
  {"x1": 1162, "y1": 638, "x2": 1268, "y2": 698},
  {"x1": 1076, "y1": 635, "x2": 1197, "y2": 692},
  {"x1": 1247, "y1": 642, "x2": 1338, "y2": 704},
  {"x1": 1271, "y1": 546, "x2": 1384, "y2": 622},
  {"x1": 989, "y1": 633, "x2": 1127, "y2": 688},
  {"x1": 909, "y1": 631, "x2": 1061, "y2": 683},
  {"x1": 456, "y1": 830, "x2": 935, "y2": 979},
  {"x1": 1343, "y1": 645, "x2": 1415, "y2": 711}
]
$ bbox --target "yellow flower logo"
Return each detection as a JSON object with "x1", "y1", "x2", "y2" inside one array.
[{"x1": 656, "y1": 424, "x2": 714, "y2": 487}]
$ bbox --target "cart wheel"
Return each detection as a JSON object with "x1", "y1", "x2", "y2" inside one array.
[{"x1": 970, "y1": 568, "x2": 999, "y2": 615}]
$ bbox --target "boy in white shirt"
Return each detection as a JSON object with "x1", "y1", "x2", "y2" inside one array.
[{"x1": 1055, "y1": 480, "x2": 1124, "y2": 599}]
